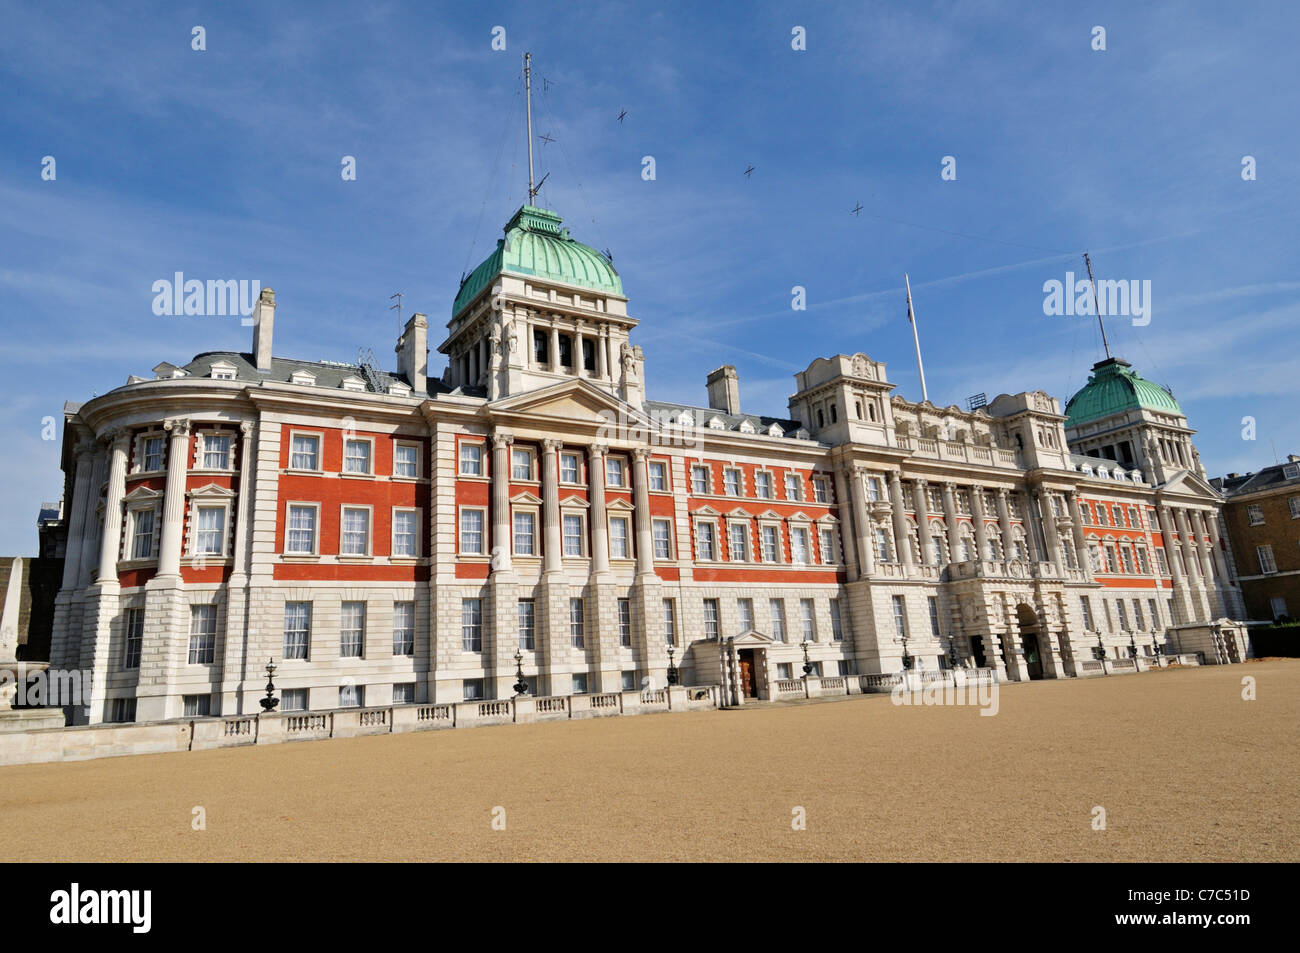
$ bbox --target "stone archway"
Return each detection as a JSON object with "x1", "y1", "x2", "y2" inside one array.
[{"x1": 1016, "y1": 603, "x2": 1045, "y2": 680}]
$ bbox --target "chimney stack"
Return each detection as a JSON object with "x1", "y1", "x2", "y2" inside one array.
[
  {"x1": 706, "y1": 365, "x2": 740, "y2": 416},
  {"x1": 252, "y1": 287, "x2": 276, "y2": 373},
  {"x1": 396, "y1": 312, "x2": 429, "y2": 395}
]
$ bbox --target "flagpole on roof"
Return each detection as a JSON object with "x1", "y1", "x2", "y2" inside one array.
[
  {"x1": 524, "y1": 52, "x2": 537, "y2": 203},
  {"x1": 905, "y1": 273, "x2": 929, "y2": 403}
]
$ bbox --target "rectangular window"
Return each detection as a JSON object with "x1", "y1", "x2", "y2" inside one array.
[
  {"x1": 183, "y1": 694, "x2": 211, "y2": 717},
  {"x1": 1133, "y1": 599, "x2": 1145, "y2": 629},
  {"x1": 344, "y1": 438, "x2": 372, "y2": 474},
  {"x1": 1104, "y1": 545, "x2": 1118, "y2": 574},
  {"x1": 560, "y1": 452, "x2": 580, "y2": 483},
  {"x1": 1148, "y1": 599, "x2": 1160, "y2": 630},
  {"x1": 728, "y1": 523, "x2": 748, "y2": 561},
  {"x1": 928, "y1": 596, "x2": 942, "y2": 639},
  {"x1": 393, "y1": 601, "x2": 414, "y2": 656},
  {"x1": 518, "y1": 599, "x2": 536, "y2": 650},
  {"x1": 341, "y1": 507, "x2": 370, "y2": 555},
  {"x1": 1136, "y1": 547, "x2": 1150, "y2": 574},
  {"x1": 830, "y1": 598, "x2": 843, "y2": 641},
  {"x1": 533, "y1": 329, "x2": 549, "y2": 365},
  {"x1": 460, "y1": 509, "x2": 484, "y2": 554},
  {"x1": 394, "y1": 443, "x2": 419, "y2": 478},
  {"x1": 286, "y1": 504, "x2": 317, "y2": 554},
  {"x1": 110, "y1": 698, "x2": 137, "y2": 723},
  {"x1": 339, "y1": 684, "x2": 364, "y2": 708},
  {"x1": 461, "y1": 598, "x2": 483, "y2": 652},
  {"x1": 195, "y1": 506, "x2": 225, "y2": 556},
  {"x1": 122, "y1": 607, "x2": 144, "y2": 668},
  {"x1": 571, "y1": 673, "x2": 588, "y2": 695},
  {"x1": 131, "y1": 509, "x2": 155, "y2": 559},
  {"x1": 1080, "y1": 596, "x2": 1094, "y2": 630},
  {"x1": 290, "y1": 433, "x2": 319, "y2": 470},
  {"x1": 737, "y1": 598, "x2": 754, "y2": 633},
  {"x1": 691, "y1": 465, "x2": 710, "y2": 494},
  {"x1": 511, "y1": 447, "x2": 533, "y2": 480},
  {"x1": 1117, "y1": 600, "x2": 1129, "y2": 630},
  {"x1": 284, "y1": 602, "x2": 311, "y2": 660},
  {"x1": 569, "y1": 597, "x2": 585, "y2": 648},
  {"x1": 281, "y1": 688, "x2": 308, "y2": 712},
  {"x1": 790, "y1": 527, "x2": 809, "y2": 564},
  {"x1": 610, "y1": 517, "x2": 631, "y2": 559},
  {"x1": 877, "y1": 529, "x2": 893, "y2": 561},
  {"x1": 703, "y1": 598, "x2": 720, "y2": 640},
  {"x1": 618, "y1": 598, "x2": 632, "y2": 647},
  {"x1": 1247, "y1": 504, "x2": 1264, "y2": 526},
  {"x1": 663, "y1": 598, "x2": 676, "y2": 646},
  {"x1": 697, "y1": 522, "x2": 716, "y2": 561},
  {"x1": 761, "y1": 525, "x2": 779, "y2": 562},
  {"x1": 892, "y1": 594, "x2": 907, "y2": 640},
  {"x1": 755, "y1": 472, "x2": 772, "y2": 498},
  {"x1": 867, "y1": 476, "x2": 882, "y2": 502},
  {"x1": 724, "y1": 468, "x2": 741, "y2": 496},
  {"x1": 459, "y1": 442, "x2": 483, "y2": 476},
  {"x1": 143, "y1": 436, "x2": 165, "y2": 472},
  {"x1": 392, "y1": 509, "x2": 417, "y2": 557},
  {"x1": 462, "y1": 679, "x2": 484, "y2": 701},
  {"x1": 562, "y1": 514, "x2": 584, "y2": 556},
  {"x1": 800, "y1": 598, "x2": 815, "y2": 642},
  {"x1": 1156, "y1": 548, "x2": 1169, "y2": 575},
  {"x1": 202, "y1": 434, "x2": 230, "y2": 469},
  {"x1": 785, "y1": 473, "x2": 802, "y2": 501},
  {"x1": 649, "y1": 461, "x2": 667, "y2": 491},
  {"x1": 1290, "y1": 497, "x2": 1300, "y2": 519},
  {"x1": 813, "y1": 477, "x2": 829, "y2": 503},
  {"x1": 340, "y1": 601, "x2": 365, "y2": 658},
  {"x1": 393, "y1": 683, "x2": 416, "y2": 704},
  {"x1": 652, "y1": 519, "x2": 672, "y2": 559},
  {"x1": 820, "y1": 527, "x2": 835, "y2": 564},
  {"x1": 513, "y1": 511, "x2": 536, "y2": 555},
  {"x1": 769, "y1": 599, "x2": 786, "y2": 642},
  {"x1": 187, "y1": 604, "x2": 216, "y2": 664},
  {"x1": 606, "y1": 457, "x2": 626, "y2": 488},
  {"x1": 776, "y1": 663, "x2": 792, "y2": 680},
  {"x1": 1258, "y1": 545, "x2": 1277, "y2": 574},
  {"x1": 621, "y1": 671, "x2": 637, "y2": 691},
  {"x1": 1120, "y1": 546, "x2": 1133, "y2": 573}
]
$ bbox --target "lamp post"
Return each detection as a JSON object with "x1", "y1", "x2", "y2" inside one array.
[
  {"x1": 900, "y1": 633, "x2": 914, "y2": 671},
  {"x1": 513, "y1": 650, "x2": 528, "y2": 697},
  {"x1": 666, "y1": 645, "x2": 679, "y2": 686},
  {"x1": 1128, "y1": 633, "x2": 1138, "y2": 660},
  {"x1": 259, "y1": 657, "x2": 279, "y2": 712},
  {"x1": 801, "y1": 639, "x2": 813, "y2": 678}
]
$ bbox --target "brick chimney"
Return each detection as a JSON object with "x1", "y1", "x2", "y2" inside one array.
[
  {"x1": 396, "y1": 312, "x2": 428, "y2": 395},
  {"x1": 251, "y1": 287, "x2": 276, "y2": 373},
  {"x1": 706, "y1": 365, "x2": 740, "y2": 415}
]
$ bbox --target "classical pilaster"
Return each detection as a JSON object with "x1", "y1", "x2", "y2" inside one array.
[
  {"x1": 587, "y1": 444, "x2": 611, "y2": 574},
  {"x1": 1155, "y1": 504, "x2": 1191, "y2": 625},
  {"x1": 970, "y1": 485, "x2": 992, "y2": 560},
  {"x1": 94, "y1": 430, "x2": 130, "y2": 584},
  {"x1": 59, "y1": 438, "x2": 97, "y2": 593},
  {"x1": 541, "y1": 439, "x2": 562, "y2": 575},
  {"x1": 155, "y1": 418, "x2": 192, "y2": 579},
  {"x1": 632, "y1": 448, "x2": 655, "y2": 577},
  {"x1": 1035, "y1": 489, "x2": 1063, "y2": 569},
  {"x1": 995, "y1": 488, "x2": 1015, "y2": 560},
  {"x1": 888, "y1": 471, "x2": 914, "y2": 570},
  {"x1": 1065, "y1": 489, "x2": 1090, "y2": 577},
  {"x1": 1174, "y1": 508, "x2": 1206, "y2": 623},
  {"x1": 843, "y1": 466, "x2": 869, "y2": 578},
  {"x1": 76, "y1": 447, "x2": 108, "y2": 588},
  {"x1": 941, "y1": 482, "x2": 960, "y2": 564},
  {"x1": 220, "y1": 421, "x2": 255, "y2": 714},
  {"x1": 550, "y1": 326, "x2": 561, "y2": 374},
  {"x1": 491, "y1": 432, "x2": 514, "y2": 574},
  {"x1": 913, "y1": 478, "x2": 934, "y2": 565}
]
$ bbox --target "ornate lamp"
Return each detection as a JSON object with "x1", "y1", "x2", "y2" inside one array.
[
  {"x1": 259, "y1": 657, "x2": 279, "y2": 712},
  {"x1": 801, "y1": 639, "x2": 813, "y2": 677},
  {"x1": 666, "y1": 645, "x2": 679, "y2": 686},
  {"x1": 513, "y1": 650, "x2": 528, "y2": 696}
]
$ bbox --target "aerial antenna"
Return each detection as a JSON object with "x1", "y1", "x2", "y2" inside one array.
[
  {"x1": 389, "y1": 291, "x2": 403, "y2": 336},
  {"x1": 905, "y1": 273, "x2": 929, "y2": 403},
  {"x1": 524, "y1": 52, "x2": 538, "y2": 203},
  {"x1": 1083, "y1": 252, "x2": 1111, "y2": 359}
]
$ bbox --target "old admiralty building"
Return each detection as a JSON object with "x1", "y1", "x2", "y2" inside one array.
[{"x1": 47, "y1": 203, "x2": 1245, "y2": 724}]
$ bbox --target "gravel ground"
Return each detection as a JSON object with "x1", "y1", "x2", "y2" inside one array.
[{"x1": 1, "y1": 660, "x2": 1294, "y2": 862}]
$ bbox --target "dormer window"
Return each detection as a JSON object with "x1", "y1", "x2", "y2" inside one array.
[
  {"x1": 341, "y1": 376, "x2": 366, "y2": 392},
  {"x1": 209, "y1": 360, "x2": 237, "y2": 381},
  {"x1": 291, "y1": 370, "x2": 317, "y2": 386}
]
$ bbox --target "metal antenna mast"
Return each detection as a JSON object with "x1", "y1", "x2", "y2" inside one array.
[
  {"x1": 1084, "y1": 253, "x2": 1111, "y2": 359},
  {"x1": 390, "y1": 291, "x2": 403, "y2": 336},
  {"x1": 525, "y1": 52, "x2": 536, "y2": 203}
]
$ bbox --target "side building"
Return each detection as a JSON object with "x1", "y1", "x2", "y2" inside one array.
[{"x1": 1212, "y1": 456, "x2": 1300, "y2": 621}]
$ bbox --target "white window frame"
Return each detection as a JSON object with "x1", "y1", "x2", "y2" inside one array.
[
  {"x1": 512, "y1": 507, "x2": 538, "y2": 557},
  {"x1": 812, "y1": 476, "x2": 830, "y2": 504},
  {"x1": 727, "y1": 519, "x2": 750, "y2": 562},
  {"x1": 605, "y1": 456, "x2": 627, "y2": 488},
  {"x1": 342, "y1": 436, "x2": 375, "y2": 476},
  {"x1": 723, "y1": 468, "x2": 742, "y2": 496},
  {"x1": 784, "y1": 473, "x2": 803, "y2": 501},
  {"x1": 340, "y1": 601, "x2": 366, "y2": 658},
  {"x1": 123, "y1": 498, "x2": 161, "y2": 562},
  {"x1": 283, "y1": 602, "x2": 312, "y2": 660},
  {"x1": 1258, "y1": 545, "x2": 1277, "y2": 574},
  {"x1": 461, "y1": 598, "x2": 484, "y2": 652},
  {"x1": 459, "y1": 440, "x2": 485, "y2": 476},
  {"x1": 609, "y1": 515, "x2": 632, "y2": 560},
  {"x1": 518, "y1": 598, "x2": 536, "y2": 650},
  {"x1": 191, "y1": 503, "x2": 229, "y2": 558},
  {"x1": 284, "y1": 502, "x2": 321, "y2": 556},
  {"x1": 339, "y1": 505, "x2": 374, "y2": 557},
  {"x1": 651, "y1": 518, "x2": 673, "y2": 560},
  {"x1": 562, "y1": 511, "x2": 587, "y2": 558},
  {"x1": 768, "y1": 598, "x2": 787, "y2": 642},
  {"x1": 703, "y1": 598, "x2": 720, "y2": 640},
  {"x1": 569, "y1": 597, "x2": 586, "y2": 648},
  {"x1": 511, "y1": 446, "x2": 535, "y2": 481},
  {"x1": 393, "y1": 441, "x2": 421, "y2": 479},
  {"x1": 830, "y1": 598, "x2": 844, "y2": 641},
  {"x1": 789, "y1": 524, "x2": 811, "y2": 565},
  {"x1": 737, "y1": 597, "x2": 755, "y2": 633},
  {"x1": 560, "y1": 452, "x2": 582, "y2": 485},
  {"x1": 197, "y1": 431, "x2": 233, "y2": 471},
  {"x1": 135, "y1": 432, "x2": 167, "y2": 474},
  {"x1": 800, "y1": 598, "x2": 816, "y2": 642},
  {"x1": 754, "y1": 470, "x2": 773, "y2": 499},
  {"x1": 459, "y1": 506, "x2": 487, "y2": 556},
  {"x1": 648, "y1": 460, "x2": 668, "y2": 492},
  {"x1": 691, "y1": 465, "x2": 711, "y2": 494},
  {"x1": 187, "y1": 603, "x2": 218, "y2": 664},
  {"x1": 759, "y1": 522, "x2": 782, "y2": 563},
  {"x1": 819, "y1": 525, "x2": 836, "y2": 565},
  {"x1": 663, "y1": 598, "x2": 677, "y2": 645},
  {"x1": 695, "y1": 518, "x2": 718, "y2": 561},
  {"x1": 393, "y1": 601, "x2": 415, "y2": 656},
  {"x1": 391, "y1": 507, "x2": 419, "y2": 558},
  {"x1": 288, "y1": 430, "x2": 322, "y2": 472}
]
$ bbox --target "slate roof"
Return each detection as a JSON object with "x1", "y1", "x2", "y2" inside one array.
[
  {"x1": 176, "y1": 351, "x2": 451, "y2": 398},
  {"x1": 643, "y1": 399, "x2": 806, "y2": 439},
  {"x1": 1211, "y1": 459, "x2": 1300, "y2": 497}
]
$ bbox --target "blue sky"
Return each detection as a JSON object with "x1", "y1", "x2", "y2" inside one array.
[{"x1": 2, "y1": 1, "x2": 1298, "y2": 555}]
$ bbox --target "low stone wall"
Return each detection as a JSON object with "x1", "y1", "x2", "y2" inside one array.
[{"x1": 0, "y1": 686, "x2": 720, "y2": 768}]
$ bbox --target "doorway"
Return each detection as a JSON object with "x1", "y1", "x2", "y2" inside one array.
[
  {"x1": 970, "y1": 635, "x2": 987, "y2": 668},
  {"x1": 737, "y1": 649, "x2": 759, "y2": 698},
  {"x1": 1016, "y1": 603, "x2": 1044, "y2": 680}
]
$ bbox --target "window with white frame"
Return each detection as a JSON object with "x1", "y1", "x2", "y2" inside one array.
[
  {"x1": 571, "y1": 673, "x2": 588, "y2": 695},
  {"x1": 560, "y1": 452, "x2": 581, "y2": 483},
  {"x1": 691, "y1": 465, "x2": 710, "y2": 494},
  {"x1": 1290, "y1": 497, "x2": 1300, "y2": 519},
  {"x1": 201, "y1": 433, "x2": 231, "y2": 469},
  {"x1": 813, "y1": 476, "x2": 829, "y2": 503},
  {"x1": 340, "y1": 602, "x2": 365, "y2": 657},
  {"x1": 618, "y1": 598, "x2": 632, "y2": 647},
  {"x1": 1132, "y1": 599, "x2": 1145, "y2": 629},
  {"x1": 696, "y1": 521, "x2": 716, "y2": 561},
  {"x1": 785, "y1": 473, "x2": 802, "y2": 501},
  {"x1": 461, "y1": 598, "x2": 483, "y2": 652},
  {"x1": 800, "y1": 599, "x2": 815, "y2": 641},
  {"x1": 790, "y1": 526, "x2": 810, "y2": 564},
  {"x1": 393, "y1": 601, "x2": 414, "y2": 656},
  {"x1": 928, "y1": 596, "x2": 941, "y2": 639},
  {"x1": 737, "y1": 597, "x2": 754, "y2": 633},
  {"x1": 648, "y1": 460, "x2": 667, "y2": 491},
  {"x1": 728, "y1": 522, "x2": 748, "y2": 561},
  {"x1": 1156, "y1": 548, "x2": 1169, "y2": 575},
  {"x1": 284, "y1": 602, "x2": 311, "y2": 659},
  {"x1": 513, "y1": 510, "x2": 536, "y2": 556},
  {"x1": 285, "y1": 504, "x2": 318, "y2": 555},
  {"x1": 459, "y1": 508, "x2": 485, "y2": 555},
  {"x1": 866, "y1": 476, "x2": 882, "y2": 502},
  {"x1": 341, "y1": 507, "x2": 371, "y2": 556},
  {"x1": 394, "y1": 442, "x2": 419, "y2": 478},
  {"x1": 289, "y1": 433, "x2": 320, "y2": 471},
  {"x1": 1148, "y1": 598, "x2": 1160, "y2": 630},
  {"x1": 663, "y1": 598, "x2": 676, "y2": 645},
  {"x1": 1120, "y1": 545, "x2": 1134, "y2": 573},
  {"x1": 761, "y1": 525, "x2": 780, "y2": 562},
  {"x1": 339, "y1": 684, "x2": 364, "y2": 708},
  {"x1": 876, "y1": 528, "x2": 892, "y2": 561},
  {"x1": 724, "y1": 468, "x2": 741, "y2": 496},
  {"x1": 1080, "y1": 595, "x2": 1095, "y2": 630},
  {"x1": 1116, "y1": 600, "x2": 1129, "y2": 630},
  {"x1": 621, "y1": 671, "x2": 637, "y2": 691},
  {"x1": 769, "y1": 599, "x2": 786, "y2": 642},
  {"x1": 281, "y1": 688, "x2": 308, "y2": 712},
  {"x1": 511, "y1": 447, "x2": 533, "y2": 480},
  {"x1": 891, "y1": 594, "x2": 907, "y2": 641},
  {"x1": 188, "y1": 604, "x2": 216, "y2": 664},
  {"x1": 1258, "y1": 545, "x2": 1277, "y2": 574},
  {"x1": 462, "y1": 679, "x2": 484, "y2": 701},
  {"x1": 703, "y1": 598, "x2": 719, "y2": 640},
  {"x1": 829, "y1": 598, "x2": 843, "y2": 641},
  {"x1": 343, "y1": 438, "x2": 372, "y2": 475},
  {"x1": 610, "y1": 516, "x2": 631, "y2": 559},
  {"x1": 819, "y1": 526, "x2": 835, "y2": 564},
  {"x1": 606, "y1": 456, "x2": 626, "y2": 488},
  {"x1": 193, "y1": 505, "x2": 226, "y2": 556},
  {"x1": 122, "y1": 607, "x2": 144, "y2": 668},
  {"x1": 518, "y1": 599, "x2": 536, "y2": 650},
  {"x1": 459, "y1": 441, "x2": 483, "y2": 475},
  {"x1": 130, "y1": 507, "x2": 156, "y2": 559},
  {"x1": 569, "y1": 597, "x2": 585, "y2": 648},
  {"x1": 183, "y1": 694, "x2": 212, "y2": 716},
  {"x1": 562, "y1": 514, "x2": 585, "y2": 556},
  {"x1": 652, "y1": 519, "x2": 672, "y2": 559},
  {"x1": 393, "y1": 683, "x2": 416, "y2": 704},
  {"x1": 755, "y1": 471, "x2": 773, "y2": 499},
  {"x1": 392, "y1": 509, "x2": 417, "y2": 557},
  {"x1": 142, "y1": 435, "x2": 165, "y2": 472}
]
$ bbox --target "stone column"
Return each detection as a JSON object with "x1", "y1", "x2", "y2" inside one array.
[
  {"x1": 1205, "y1": 512, "x2": 1237, "y2": 615},
  {"x1": 995, "y1": 488, "x2": 1015, "y2": 560},
  {"x1": 632, "y1": 448, "x2": 655, "y2": 577},
  {"x1": 76, "y1": 447, "x2": 108, "y2": 588},
  {"x1": 596, "y1": 325, "x2": 608, "y2": 380},
  {"x1": 550, "y1": 326, "x2": 561, "y2": 373},
  {"x1": 1191, "y1": 510, "x2": 1222, "y2": 616},
  {"x1": 59, "y1": 438, "x2": 98, "y2": 592},
  {"x1": 888, "y1": 471, "x2": 914, "y2": 570},
  {"x1": 541, "y1": 439, "x2": 562, "y2": 574},
  {"x1": 842, "y1": 466, "x2": 869, "y2": 578},
  {"x1": 491, "y1": 432, "x2": 514, "y2": 574},
  {"x1": 574, "y1": 320, "x2": 588, "y2": 379},
  {"x1": 587, "y1": 444, "x2": 610, "y2": 574},
  {"x1": 1155, "y1": 504, "x2": 1189, "y2": 624},
  {"x1": 1173, "y1": 507, "x2": 1209, "y2": 622},
  {"x1": 971, "y1": 485, "x2": 992, "y2": 560},
  {"x1": 941, "y1": 482, "x2": 960, "y2": 563},
  {"x1": 913, "y1": 478, "x2": 935, "y2": 565},
  {"x1": 155, "y1": 418, "x2": 192, "y2": 579},
  {"x1": 94, "y1": 430, "x2": 131, "y2": 583},
  {"x1": 1035, "y1": 489, "x2": 1063, "y2": 569},
  {"x1": 221, "y1": 420, "x2": 255, "y2": 713},
  {"x1": 1065, "y1": 489, "x2": 1090, "y2": 576}
]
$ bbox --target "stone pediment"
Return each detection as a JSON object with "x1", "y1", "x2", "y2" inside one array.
[
  {"x1": 1157, "y1": 469, "x2": 1222, "y2": 501},
  {"x1": 730, "y1": 629, "x2": 776, "y2": 647},
  {"x1": 488, "y1": 378, "x2": 641, "y2": 429},
  {"x1": 510, "y1": 491, "x2": 543, "y2": 505},
  {"x1": 124, "y1": 485, "x2": 163, "y2": 502}
]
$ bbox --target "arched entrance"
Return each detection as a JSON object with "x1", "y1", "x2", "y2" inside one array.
[{"x1": 1016, "y1": 603, "x2": 1044, "y2": 680}]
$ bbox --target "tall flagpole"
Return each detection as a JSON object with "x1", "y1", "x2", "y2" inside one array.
[
  {"x1": 1083, "y1": 252, "x2": 1111, "y2": 360},
  {"x1": 524, "y1": 52, "x2": 536, "y2": 203},
  {"x1": 905, "y1": 273, "x2": 929, "y2": 403}
]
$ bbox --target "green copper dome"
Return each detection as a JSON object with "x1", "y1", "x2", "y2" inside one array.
[
  {"x1": 452, "y1": 205, "x2": 622, "y2": 317},
  {"x1": 1065, "y1": 357, "x2": 1182, "y2": 427}
]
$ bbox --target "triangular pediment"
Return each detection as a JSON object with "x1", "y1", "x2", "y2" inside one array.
[
  {"x1": 487, "y1": 378, "x2": 645, "y2": 430},
  {"x1": 124, "y1": 485, "x2": 163, "y2": 502},
  {"x1": 606, "y1": 497, "x2": 635, "y2": 511},
  {"x1": 694, "y1": 505, "x2": 721, "y2": 517},
  {"x1": 731, "y1": 629, "x2": 776, "y2": 646},
  {"x1": 510, "y1": 491, "x2": 543, "y2": 505},
  {"x1": 1158, "y1": 470, "x2": 1223, "y2": 501},
  {"x1": 187, "y1": 483, "x2": 235, "y2": 498}
]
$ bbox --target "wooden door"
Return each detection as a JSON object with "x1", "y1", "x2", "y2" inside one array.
[{"x1": 738, "y1": 657, "x2": 756, "y2": 696}]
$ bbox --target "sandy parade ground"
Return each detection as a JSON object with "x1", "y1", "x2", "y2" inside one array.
[{"x1": 1, "y1": 660, "x2": 1294, "y2": 863}]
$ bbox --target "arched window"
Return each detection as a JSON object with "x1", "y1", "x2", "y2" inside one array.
[
  {"x1": 868, "y1": 403, "x2": 877, "y2": 422},
  {"x1": 830, "y1": 405, "x2": 838, "y2": 423},
  {"x1": 855, "y1": 400, "x2": 863, "y2": 419},
  {"x1": 817, "y1": 409, "x2": 825, "y2": 428}
]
